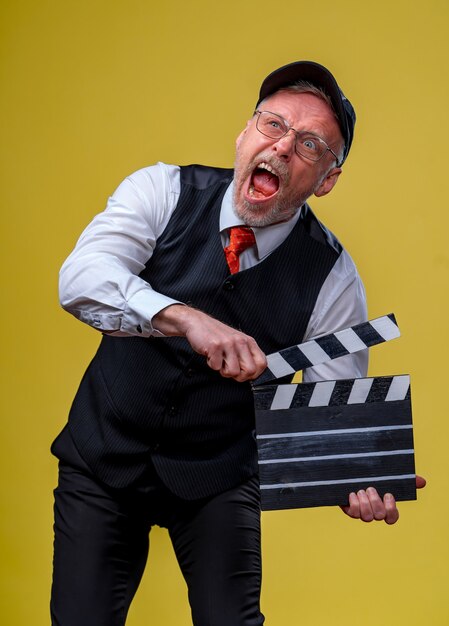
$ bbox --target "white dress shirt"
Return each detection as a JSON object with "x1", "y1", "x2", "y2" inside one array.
[{"x1": 60, "y1": 162, "x2": 368, "y2": 382}]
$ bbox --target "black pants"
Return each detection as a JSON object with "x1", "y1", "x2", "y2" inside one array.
[{"x1": 50, "y1": 429, "x2": 265, "y2": 626}]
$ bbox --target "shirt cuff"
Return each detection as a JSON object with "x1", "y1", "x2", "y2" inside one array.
[{"x1": 119, "y1": 289, "x2": 183, "y2": 337}]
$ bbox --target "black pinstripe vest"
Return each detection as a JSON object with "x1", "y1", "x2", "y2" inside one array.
[{"x1": 66, "y1": 164, "x2": 342, "y2": 499}]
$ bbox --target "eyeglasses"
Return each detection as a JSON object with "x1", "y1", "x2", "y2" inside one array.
[{"x1": 254, "y1": 110, "x2": 342, "y2": 166}]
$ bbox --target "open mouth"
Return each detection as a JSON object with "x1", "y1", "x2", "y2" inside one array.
[{"x1": 247, "y1": 162, "x2": 280, "y2": 201}]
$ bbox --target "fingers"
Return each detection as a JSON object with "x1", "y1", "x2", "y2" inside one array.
[
  {"x1": 341, "y1": 488, "x2": 399, "y2": 525},
  {"x1": 215, "y1": 335, "x2": 267, "y2": 382},
  {"x1": 416, "y1": 475, "x2": 426, "y2": 489},
  {"x1": 366, "y1": 487, "x2": 387, "y2": 521},
  {"x1": 183, "y1": 310, "x2": 267, "y2": 382},
  {"x1": 383, "y1": 493, "x2": 400, "y2": 525},
  {"x1": 340, "y1": 491, "x2": 361, "y2": 519}
]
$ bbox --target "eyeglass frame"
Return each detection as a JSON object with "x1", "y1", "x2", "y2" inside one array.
[{"x1": 254, "y1": 109, "x2": 342, "y2": 167}]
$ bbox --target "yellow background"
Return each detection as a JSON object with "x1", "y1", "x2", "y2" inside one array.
[{"x1": 1, "y1": 0, "x2": 448, "y2": 624}]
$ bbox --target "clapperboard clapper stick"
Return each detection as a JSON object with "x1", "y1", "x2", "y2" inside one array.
[{"x1": 252, "y1": 314, "x2": 417, "y2": 511}]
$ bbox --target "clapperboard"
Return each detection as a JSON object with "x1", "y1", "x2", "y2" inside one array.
[{"x1": 252, "y1": 314, "x2": 417, "y2": 511}]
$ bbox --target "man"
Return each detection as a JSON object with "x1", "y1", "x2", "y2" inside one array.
[{"x1": 51, "y1": 61, "x2": 416, "y2": 626}]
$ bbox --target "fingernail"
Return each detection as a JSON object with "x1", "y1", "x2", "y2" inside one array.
[
  {"x1": 366, "y1": 487, "x2": 376, "y2": 495},
  {"x1": 385, "y1": 493, "x2": 394, "y2": 501},
  {"x1": 357, "y1": 489, "x2": 366, "y2": 497}
]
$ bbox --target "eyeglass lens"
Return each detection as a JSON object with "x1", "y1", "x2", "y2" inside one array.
[{"x1": 256, "y1": 111, "x2": 328, "y2": 162}]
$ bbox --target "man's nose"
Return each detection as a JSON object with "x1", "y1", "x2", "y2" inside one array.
[{"x1": 271, "y1": 129, "x2": 296, "y2": 160}]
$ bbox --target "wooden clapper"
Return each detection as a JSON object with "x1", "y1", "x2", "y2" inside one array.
[{"x1": 252, "y1": 314, "x2": 417, "y2": 511}]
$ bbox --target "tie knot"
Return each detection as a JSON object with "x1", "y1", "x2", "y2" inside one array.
[
  {"x1": 229, "y1": 226, "x2": 256, "y2": 254},
  {"x1": 224, "y1": 226, "x2": 256, "y2": 274}
]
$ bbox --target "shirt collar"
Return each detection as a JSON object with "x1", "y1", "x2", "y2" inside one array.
[{"x1": 220, "y1": 180, "x2": 303, "y2": 260}]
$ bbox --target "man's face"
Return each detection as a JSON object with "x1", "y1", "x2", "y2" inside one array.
[{"x1": 233, "y1": 90, "x2": 344, "y2": 227}]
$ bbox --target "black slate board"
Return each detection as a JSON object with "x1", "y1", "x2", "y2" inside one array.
[{"x1": 254, "y1": 376, "x2": 416, "y2": 511}]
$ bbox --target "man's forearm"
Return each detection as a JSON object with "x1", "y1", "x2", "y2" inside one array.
[{"x1": 153, "y1": 304, "x2": 267, "y2": 382}]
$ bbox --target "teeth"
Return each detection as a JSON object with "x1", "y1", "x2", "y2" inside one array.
[
  {"x1": 249, "y1": 185, "x2": 254, "y2": 196},
  {"x1": 258, "y1": 162, "x2": 277, "y2": 176}
]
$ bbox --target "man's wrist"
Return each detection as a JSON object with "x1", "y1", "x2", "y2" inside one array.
[{"x1": 152, "y1": 303, "x2": 194, "y2": 337}]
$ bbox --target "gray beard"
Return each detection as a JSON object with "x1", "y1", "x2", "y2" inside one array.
[
  {"x1": 232, "y1": 192, "x2": 309, "y2": 227},
  {"x1": 232, "y1": 156, "x2": 319, "y2": 227}
]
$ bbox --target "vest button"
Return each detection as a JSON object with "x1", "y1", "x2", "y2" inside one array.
[
  {"x1": 185, "y1": 367, "x2": 195, "y2": 377},
  {"x1": 150, "y1": 442, "x2": 160, "y2": 452},
  {"x1": 168, "y1": 405, "x2": 177, "y2": 417},
  {"x1": 223, "y1": 281, "x2": 234, "y2": 291}
]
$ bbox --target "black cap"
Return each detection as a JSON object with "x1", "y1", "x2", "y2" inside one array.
[{"x1": 257, "y1": 61, "x2": 356, "y2": 164}]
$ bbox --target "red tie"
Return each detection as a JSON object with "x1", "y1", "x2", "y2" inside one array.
[{"x1": 224, "y1": 226, "x2": 256, "y2": 274}]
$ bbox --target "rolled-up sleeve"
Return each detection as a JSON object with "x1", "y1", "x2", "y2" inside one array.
[{"x1": 59, "y1": 162, "x2": 181, "y2": 337}]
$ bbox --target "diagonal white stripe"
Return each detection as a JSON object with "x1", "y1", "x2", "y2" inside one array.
[
  {"x1": 370, "y1": 316, "x2": 401, "y2": 341},
  {"x1": 347, "y1": 378, "x2": 374, "y2": 404},
  {"x1": 335, "y1": 327, "x2": 367, "y2": 353},
  {"x1": 256, "y1": 424, "x2": 412, "y2": 440},
  {"x1": 271, "y1": 384, "x2": 298, "y2": 410},
  {"x1": 308, "y1": 381, "x2": 336, "y2": 407},
  {"x1": 386, "y1": 375, "x2": 410, "y2": 401},
  {"x1": 298, "y1": 340, "x2": 330, "y2": 365},
  {"x1": 260, "y1": 474, "x2": 416, "y2": 489},
  {"x1": 266, "y1": 352, "x2": 295, "y2": 379}
]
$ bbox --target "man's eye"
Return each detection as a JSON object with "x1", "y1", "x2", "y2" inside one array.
[
  {"x1": 302, "y1": 139, "x2": 317, "y2": 151},
  {"x1": 258, "y1": 112, "x2": 288, "y2": 136},
  {"x1": 263, "y1": 117, "x2": 282, "y2": 130}
]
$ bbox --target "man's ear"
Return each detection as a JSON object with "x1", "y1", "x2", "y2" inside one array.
[
  {"x1": 235, "y1": 120, "x2": 251, "y2": 149},
  {"x1": 314, "y1": 167, "x2": 342, "y2": 197}
]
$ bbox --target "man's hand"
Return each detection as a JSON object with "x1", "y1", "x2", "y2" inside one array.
[
  {"x1": 340, "y1": 475, "x2": 426, "y2": 524},
  {"x1": 152, "y1": 304, "x2": 267, "y2": 382}
]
